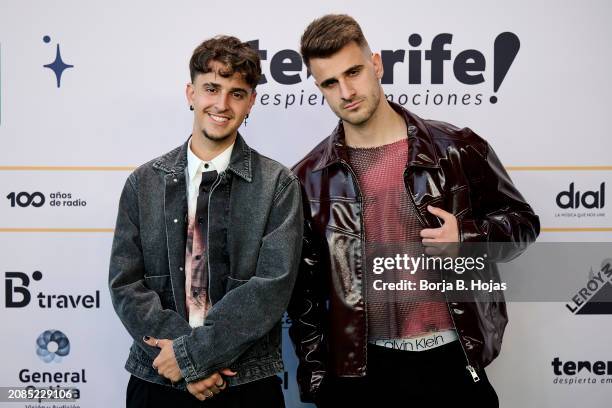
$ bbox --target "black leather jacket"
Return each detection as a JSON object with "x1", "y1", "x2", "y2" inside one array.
[{"x1": 288, "y1": 102, "x2": 540, "y2": 402}]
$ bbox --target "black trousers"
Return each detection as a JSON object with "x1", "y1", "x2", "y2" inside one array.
[
  {"x1": 317, "y1": 341, "x2": 499, "y2": 408},
  {"x1": 126, "y1": 375, "x2": 285, "y2": 408}
]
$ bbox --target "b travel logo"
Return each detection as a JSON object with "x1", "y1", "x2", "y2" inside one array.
[
  {"x1": 555, "y1": 182, "x2": 606, "y2": 219},
  {"x1": 4, "y1": 270, "x2": 100, "y2": 309},
  {"x1": 249, "y1": 32, "x2": 520, "y2": 109},
  {"x1": 565, "y1": 259, "x2": 612, "y2": 315},
  {"x1": 14, "y1": 330, "x2": 83, "y2": 404},
  {"x1": 552, "y1": 357, "x2": 612, "y2": 386}
]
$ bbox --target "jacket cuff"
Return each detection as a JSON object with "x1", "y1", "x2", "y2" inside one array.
[
  {"x1": 458, "y1": 218, "x2": 485, "y2": 243},
  {"x1": 173, "y1": 335, "x2": 198, "y2": 382},
  {"x1": 298, "y1": 370, "x2": 326, "y2": 403}
]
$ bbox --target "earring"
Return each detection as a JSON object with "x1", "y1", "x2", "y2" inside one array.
[
  {"x1": 244, "y1": 114, "x2": 249, "y2": 126},
  {"x1": 189, "y1": 105, "x2": 194, "y2": 111}
]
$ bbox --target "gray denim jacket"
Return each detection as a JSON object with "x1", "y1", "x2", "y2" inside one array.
[{"x1": 108, "y1": 134, "x2": 302, "y2": 389}]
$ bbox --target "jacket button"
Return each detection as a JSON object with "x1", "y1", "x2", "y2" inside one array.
[
  {"x1": 173, "y1": 178, "x2": 178, "y2": 183},
  {"x1": 179, "y1": 266, "x2": 184, "y2": 271},
  {"x1": 173, "y1": 219, "x2": 178, "y2": 223}
]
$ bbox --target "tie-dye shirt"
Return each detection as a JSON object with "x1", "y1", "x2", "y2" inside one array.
[{"x1": 184, "y1": 139, "x2": 233, "y2": 328}]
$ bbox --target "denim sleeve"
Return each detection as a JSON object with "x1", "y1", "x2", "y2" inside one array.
[
  {"x1": 108, "y1": 174, "x2": 192, "y2": 359},
  {"x1": 172, "y1": 175, "x2": 303, "y2": 382}
]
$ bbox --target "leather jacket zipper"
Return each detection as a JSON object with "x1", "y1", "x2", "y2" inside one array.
[
  {"x1": 443, "y1": 291, "x2": 480, "y2": 383},
  {"x1": 403, "y1": 167, "x2": 480, "y2": 383}
]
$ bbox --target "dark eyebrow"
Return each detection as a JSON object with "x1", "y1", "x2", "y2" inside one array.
[
  {"x1": 202, "y1": 82, "x2": 249, "y2": 94},
  {"x1": 344, "y1": 64, "x2": 364, "y2": 75},
  {"x1": 319, "y1": 65, "x2": 364, "y2": 88},
  {"x1": 203, "y1": 82, "x2": 221, "y2": 90}
]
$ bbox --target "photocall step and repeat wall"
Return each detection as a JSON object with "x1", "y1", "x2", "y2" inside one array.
[{"x1": 1, "y1": 0, "x2": 611, "y2": 407}]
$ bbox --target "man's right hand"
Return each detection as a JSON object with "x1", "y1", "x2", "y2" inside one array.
[{"x1": 187, "y1": 368, "x2": 237, "y2": 401}]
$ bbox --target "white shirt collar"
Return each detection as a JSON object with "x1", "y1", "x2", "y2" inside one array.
[{"x1": 187, "y1": 137, "x2": 234, "y2": 182}]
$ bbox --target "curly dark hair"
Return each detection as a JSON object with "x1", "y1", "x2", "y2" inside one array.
[{"x1": 189, "y1": 36, "x2": 262, "y2": 89}]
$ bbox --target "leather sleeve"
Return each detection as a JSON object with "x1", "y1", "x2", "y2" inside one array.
[
  {"x1": 458, "y1": 131, "x2": 540, "y2": 260},
  {"x1": 287, "y1": 187, "x2": 329, "y2": 403}
]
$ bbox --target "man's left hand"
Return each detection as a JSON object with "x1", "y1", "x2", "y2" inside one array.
[{"x1": 143, "y1": 336, "x2": 182, "y2": 382}]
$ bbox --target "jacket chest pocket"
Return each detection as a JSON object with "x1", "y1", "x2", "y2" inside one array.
[{"x1": 144, "y1": 275, "x2": 176, "y2": 310}]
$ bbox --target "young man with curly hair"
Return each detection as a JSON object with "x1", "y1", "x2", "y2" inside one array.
[{"x1": 110, "y1": 35, "x2": 302, "y2": 407}]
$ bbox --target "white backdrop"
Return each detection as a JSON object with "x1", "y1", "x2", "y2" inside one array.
[{"x1": 1, "y1": 0, "x2": 611, "y2": 407}]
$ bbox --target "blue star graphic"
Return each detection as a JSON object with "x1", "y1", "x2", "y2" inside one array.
[{"x1": 43, "y1": 44, "x2": 74, "y2": 88}]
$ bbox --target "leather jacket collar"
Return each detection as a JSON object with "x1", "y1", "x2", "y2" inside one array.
[{"x1": 313, "y1": 101, "x2": 441, "y2": 171}]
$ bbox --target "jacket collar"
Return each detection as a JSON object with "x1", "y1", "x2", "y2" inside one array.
[
  {"x1": 313, "y1": 101, "x2": 440, "y2": 171},
  {"x1": 226, "y1": 133, "x2": 253, "y2": 182},
  {"x1": 153, "y1": 133, "x2": 253, "y2": 182}
]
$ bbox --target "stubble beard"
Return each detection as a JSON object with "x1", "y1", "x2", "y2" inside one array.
[
  {"x1": 201, "y1": 128, "x2": 235, "y2": 143},
  {"x1": 337, "y1": 88, "x2": 381, "y2": 127}
]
